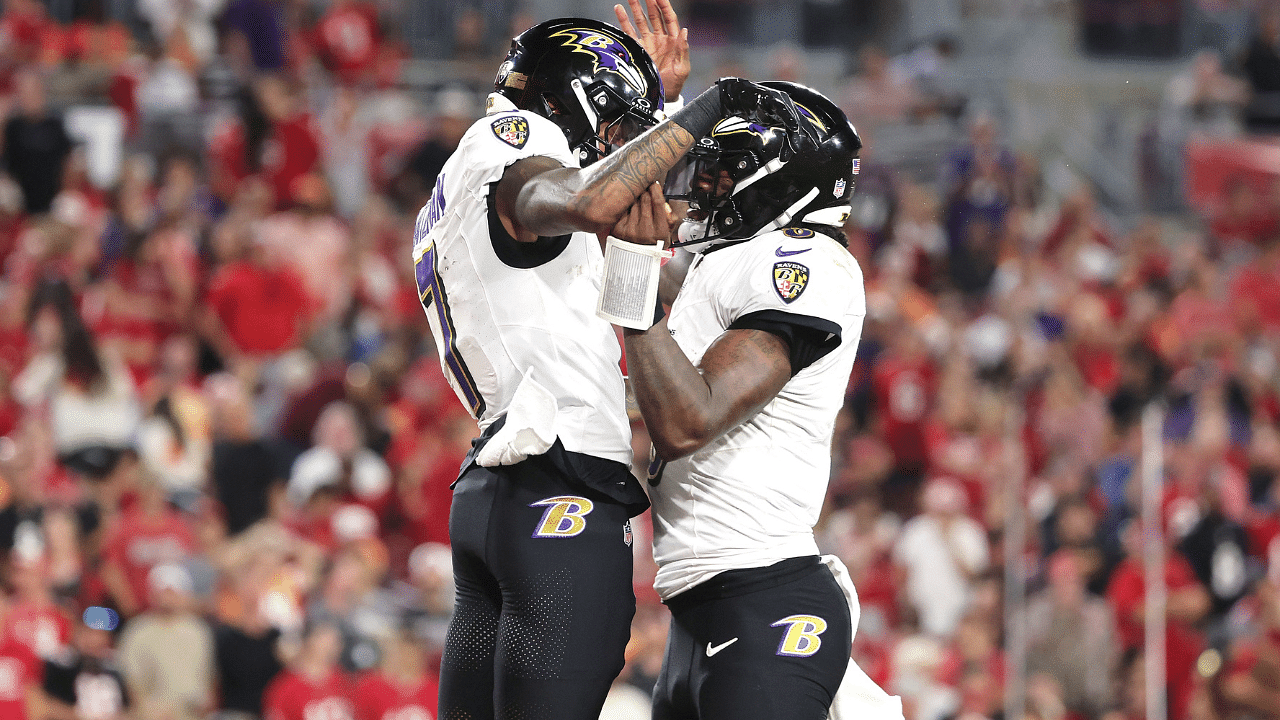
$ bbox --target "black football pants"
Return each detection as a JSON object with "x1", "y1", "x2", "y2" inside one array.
[
  {"x1": 438, "y1": 454, "x2": 637, "y2": 720},
  {"x1": 652, "y1": 556, "x2": 852, "y2": 720}
]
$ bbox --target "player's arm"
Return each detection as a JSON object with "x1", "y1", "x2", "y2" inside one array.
[
  {"x1": 495, "y1": 120, "x2": 695, "y2": 242},
  {"x1": 496, "y1": 79, "x2": 806, "y2": 242},
  {"x1": 624, "y1": 318, "x2": 792, "y2": 460}
]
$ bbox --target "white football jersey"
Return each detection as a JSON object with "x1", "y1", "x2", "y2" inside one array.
[
  {"x1": 649, "y1": 228, "x2": 866, "y2": 600},
  {"x1": 411, "y1": 107, "x2": 631, "y2": 466}
]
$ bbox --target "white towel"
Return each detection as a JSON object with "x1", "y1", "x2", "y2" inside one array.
[
  {"x1": 821, "y1": 554, "x2": 906, "y2": 720},
  {"x1": 476, "y1": 369, "x2": 558, "y2": 467}
]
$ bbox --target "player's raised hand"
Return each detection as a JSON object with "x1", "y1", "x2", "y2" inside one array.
[
  {"x1": 615, "y1": 0, "x2": 689, "y2": 103},
  {"x1": 608, "y1": 182, "x2": 672, "y2": 246}
]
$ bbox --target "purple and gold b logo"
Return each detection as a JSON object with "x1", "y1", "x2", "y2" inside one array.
[
  {"x1": 771, "y1": 614, "x2": 828, "y2": 657},
  {"x1": 530, "y1": 495, "x2": 594, "y2": 538},
  {"x1": 548, "y1": 28, "x2": 648, "y2": 94}
]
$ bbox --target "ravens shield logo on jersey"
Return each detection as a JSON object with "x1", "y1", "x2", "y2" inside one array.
[
  {"x1": 773, "y1": 261, "x2": 809, "y2": 303},
  {"x1": 491, "y1": 116, "x2": 530, "y2": 149}
]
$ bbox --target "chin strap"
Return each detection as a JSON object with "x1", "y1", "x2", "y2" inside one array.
[{"x1": 762, "y1": 188, "x2": 821, "y2": 232}]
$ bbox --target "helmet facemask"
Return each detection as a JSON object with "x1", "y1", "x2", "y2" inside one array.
[
  {"x1": 550, "y1": 79, "x2": 660, "y2": 165},
  {"x1": 666, "y1": 121, "x2": 808, "y2": 250}
]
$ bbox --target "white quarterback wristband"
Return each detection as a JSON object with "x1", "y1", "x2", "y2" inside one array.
[{"x1": 596, "y1": 237, "x2": 673, "y2": 329}]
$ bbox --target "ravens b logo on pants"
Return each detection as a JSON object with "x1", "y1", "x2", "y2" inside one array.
[
  {"x1": 771, "y1": 615, "x2": 828, "y2": 657},
  {"x1": 530, "y1": 495, "x2": 594, "y2": 538}
]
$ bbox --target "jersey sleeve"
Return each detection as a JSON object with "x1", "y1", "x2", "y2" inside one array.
[
  {"x1": 721, "y1": 231, "x2": 866, "y2": 375},
  {"x1": 454, "y1": 110, "x2": 576, "y2": 190}
]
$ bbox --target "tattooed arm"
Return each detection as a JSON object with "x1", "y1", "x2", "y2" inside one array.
[
  {"x1": 495, "y1": 77, "x2": 801, "y2": 242},
  {"x1": 495, "y1": 120, "x2": 695, "y2": 242},
  {"x1": 623, "y1": 319, "x2": 792, "y2": 460}
]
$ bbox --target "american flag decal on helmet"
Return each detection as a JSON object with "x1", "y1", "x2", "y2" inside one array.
[{"x1": 851, "y1": 158, "x2": 860, "y2": 175}]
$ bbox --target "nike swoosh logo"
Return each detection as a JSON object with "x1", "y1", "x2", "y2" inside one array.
[
  {"x1": 705, "y1": 638, "x2": 739, "y2": 657},
  {"x1": 775, "y1": 247, "x2": 810, "y2": 257}
]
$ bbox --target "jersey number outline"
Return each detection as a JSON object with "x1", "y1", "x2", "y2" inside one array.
[{"x1": 415, "y1": 175, "x2": 486, "y2": 417}]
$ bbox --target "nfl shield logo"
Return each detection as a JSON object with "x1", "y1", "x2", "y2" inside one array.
[
  {"x1": 491, "y1": 116, "x2": 530, "y2": 149},
  {"x1": 623, "y1": 520, "x2": 634, "y2": 547},
  {"x1": 773, "y1": 261, "x2": 810, "y2": 303},
  {"x1": 833, "y1": 178, "x2": 846, "y2": 197}
]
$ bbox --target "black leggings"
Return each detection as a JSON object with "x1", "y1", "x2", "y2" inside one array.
[
  {"x1": 438, "y1": 456, "x2": 637, "y2": 720},
  {"x1": 653, "y1": 556, "x2": 852, "y2": 720}
]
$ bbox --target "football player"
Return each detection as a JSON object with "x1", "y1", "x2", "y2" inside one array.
[
  {"x1": 621, "y1": 82, "x2": 893, "y2": 719},
  {"x1": 412, "y1": 3, "x2": 806, "y2": 719}
]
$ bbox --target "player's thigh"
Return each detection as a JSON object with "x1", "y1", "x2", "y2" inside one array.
[
  {"x1": 487, "y1": 459, "x2": 637, "y2": 679},
  {"x1": 439, "y1": 471, "x2": 504, "y2": 719},
  {"x1": 652, "y1": 609, "x2": 699, "y2": 720},
  {"x1": 698, "y1": 664, "x2": 843, "y2": 720},
  {"x1": 695, "y1": 566, "x2": 852, "y2": 720},
  {"x1": 443, "y1": 466, "x2": 506, "y2": 666},
  {"x1": 441, "y1": 541, "x2": 502, "y2": 672}
]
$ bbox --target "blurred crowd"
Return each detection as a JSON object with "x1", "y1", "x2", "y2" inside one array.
[{"x1": 0, "y1": 2, "x2": 1279, "y2": 720}]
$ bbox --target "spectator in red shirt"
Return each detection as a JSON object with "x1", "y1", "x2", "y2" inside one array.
[
  {"x1": 1210, "y1": 176, "x2": 1279, "y2": 252},
  {"x1": 202, "y1": 219, "x2": 313, "y2": 363},
  {"x1": 0, "y1": 587, "x2": 43, "y2": 720},
  {"x1": 1230, "y1": 236, "x2": 1280, "y2": 336},
  {"x1": 208, "y1": 76, "x2": 320, "y2": 210},
  {"x1": 923, "y1": 365, "x2": 1011, "y2": 517},
  {"x1": 263, "y1": 621, "x2": 354, "y2": 720},
  {"x1": 1165, "y1": 253, "x2": 1236, "y2": 367},
  {"x1": 393, "y1": 411, "x2": 473, "y2": 549},
  {"x1": 353, "y1": 626, "x2": 438, "y2": 720},
  {"x1": 1105, "y1": 520, "x2": 1211, "y2": 720},
  {"x1": 95, "y1": 226, "x2": 198, "y2": 384},
  {"x1": 872, "y1": 322, "x2": 935, "y2": 483},
  {"x1": 6, "y1": 555, "x2": 72, "y2": 660},
  {"x1": 314, "y1": 0, "x2": 381, "y2": 85},
  {"x1": 1067, "y1": 292, "x2": 1123, "y2": 395},
  {"x1": 99, "y1": 474, "x2": 197, "y2": 617},
  {"x1": 0, "y1": 0, "x2": 50, "y2": 64},
  {"x1": 256, "y1": 174, "x2": 354, "y2": 322}
]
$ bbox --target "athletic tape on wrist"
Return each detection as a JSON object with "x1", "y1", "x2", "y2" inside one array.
[
  {"x1": 669, "y1": 87, "x2": 721, "y2": 139},
  {"x1": 596, "y1": 237, "x2": 674, "y2": 330}
]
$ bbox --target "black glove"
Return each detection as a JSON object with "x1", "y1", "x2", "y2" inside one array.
[
  {"x1": 715, "y1": 77, "x2": 802, "y2": 134},
  {"x1": 714, "y1": 77, "x2": 819, "y2": 153},
  {"x1": 670, "y1": 78, "x2": 818, "y2": 151}
]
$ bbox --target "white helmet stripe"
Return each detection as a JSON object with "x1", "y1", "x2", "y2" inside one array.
[{"x1": 569, "y1": 79, "x2": 598, "y2": 136}]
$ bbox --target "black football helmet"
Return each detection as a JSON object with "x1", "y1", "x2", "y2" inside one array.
[
  {"x1": 493, "y1": 18, "x2": 664, "y2": 166},
  {"x1": 667, "y1": 81, "x2": 862, "y2": 250}
]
